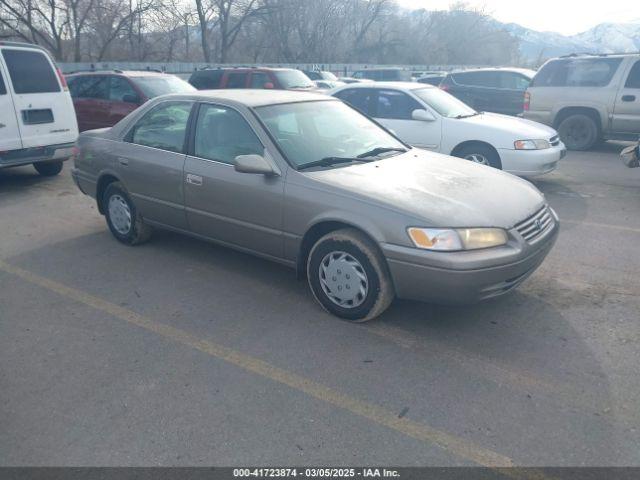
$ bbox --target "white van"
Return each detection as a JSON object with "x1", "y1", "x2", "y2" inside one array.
[{"x1": 0, "y1": 41, "x2": 78, "y2": 176}]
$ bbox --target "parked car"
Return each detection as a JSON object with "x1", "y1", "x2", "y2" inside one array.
[
  {"x1": 351, "y1": 68, "x2": 412, "y2": 82},
  {"x1": 66, "y1": 70, "x2": 195, "y2": 132},
  {"x1": 417, "y1": 74, "x2": 446, "y2": 86},
  {"x1": 188, "y1": 67, "x2": 316, "y2": 91},
  {"x1": 72, "y1": 90, "x2": 558, "y2": 321},
  {"x1": 313, "y1": 80, "x2": 345, "y2": 90},
  {"x1": 439, "y1": 68, "x2": 536, "y2": 116},
  {"x1": 330, "y1": 82, "x2": 565, "y2": 176},
  {"x1": 338, "y1": 77, "x2": 374, "y2": 84},
  {"x1": 0, "y1": 41, "x2": 78, "y2": 176},
  {"x1": 524, "y1": 53, "x2": 640, "y2": 150},
  {"x1": 302, "y1": 70, "x2": 339, "y2": 81}
]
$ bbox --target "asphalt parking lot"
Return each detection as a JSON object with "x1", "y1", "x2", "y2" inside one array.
[{"x1": 1, "y1": 142, "x2": 639, "y2": 467}]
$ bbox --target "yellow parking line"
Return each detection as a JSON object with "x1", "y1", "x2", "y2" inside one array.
[
  {"x1": 0, "y1": 259, "x2": 513, "y2": 468},
  {"x1": 562, "y1": 219, "x2": 640, "y2": 234}
]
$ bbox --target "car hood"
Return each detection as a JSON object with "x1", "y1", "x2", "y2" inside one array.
[
  {"x1": 456, "y1": 112, "x2": 557, "y2": 141},
  {"x1": 302, "y1": 149, "x2": 545, "y2": 228}
]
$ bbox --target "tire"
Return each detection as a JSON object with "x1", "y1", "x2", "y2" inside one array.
[
  {"x1": 33, "y1": 161, "x2": 63, "y2": 176},
  {"x1": 454, "y1": 144, "x2": 502, "y2": 169},
  {"x1": 307, "y1": 228, "x2": 394, "y2": 322},
  {"x1": 103, "y1": 181, "x2": 152, "y2": 246},
  {"x1": 557, "y1": 114, "x2": 598, "y2": 151}
]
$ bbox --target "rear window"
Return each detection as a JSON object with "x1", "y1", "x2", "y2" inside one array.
[
  {"x1": 2, "y1": 49, "x2": 60, "y2": 94},
  {"x1": 532, "y1": 58, "x2": 623, "y2": 87},
  {"x1": 189, "y1": 70, "x2": 223, "y2": 89},
  {"x1": 452, "y1": 71, "x2": 497, "y2": 87}
]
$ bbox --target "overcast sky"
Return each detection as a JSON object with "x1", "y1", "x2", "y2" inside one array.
[{"x1": 396, "y1": 0, "x2": 640, "y2": 35}]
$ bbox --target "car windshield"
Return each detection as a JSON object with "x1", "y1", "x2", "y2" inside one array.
[
  {"x1": 132, "y1": 76, "x2": 196, "y2": 98},
  {"x1": 273, "y1": 70, "x2": 315, "y2": 89},
  {"x1": 256, "y1": 100, "x2": 407, "y2": 169},
  {"x1": 412, "y1": 87, "x2": 477, "y2": 118},
  {"x1": 320, "y1": 71, "x2": 338, "y2": 81}
]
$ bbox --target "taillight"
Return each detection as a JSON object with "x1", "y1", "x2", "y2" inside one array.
[
  {"x1": 70, "y1": 145, "x2": 80, "y2": 165},
  {"x1": 523, "y1": 91, "x2": 530, "y2": 111},
  {"x1": 56, "y1": 67, "x2": 68, "y2": 91},
  {"x1": 439, "y1": 84, "x2": 450, "y2": 92}
]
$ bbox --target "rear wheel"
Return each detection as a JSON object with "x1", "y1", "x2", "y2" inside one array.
[
  {"x1": 33, "y1": 161, "x2": 63, "y2": 176},
  {"x1": 103, "y1": 182, "x2": 152, "y2": 245},
  {"x1": 307, "y1": 228, "x2": 394, "y2": 322},
  {"x1": 557, "y1": 114, "x2": 598, "y2": 151},
  {"x1": 455, "y1": 144, "x2": 502, "y2": 169}
]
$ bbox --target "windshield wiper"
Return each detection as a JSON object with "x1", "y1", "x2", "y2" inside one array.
[
  {"x1": 298, "y1": 156, "x2": 372, "y2": 171},
  {"x1": 356, "y1": 147, "x2": 407, "y2": 159},
  {"x1": 454, "y1": 112, "x2": 482, "y2": 119}
]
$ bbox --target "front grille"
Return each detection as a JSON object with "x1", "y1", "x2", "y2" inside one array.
[
  {"x1": 549, "y1": 135, "x2": 560, "y2": 147},
  {"x1": 514, "y1": 205, "x2": 554, "y2": 243}
]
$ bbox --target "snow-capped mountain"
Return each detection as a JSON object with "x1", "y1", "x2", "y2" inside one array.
[{"x1": 499, "y1": 20, "x2": 640, "y2": 62}]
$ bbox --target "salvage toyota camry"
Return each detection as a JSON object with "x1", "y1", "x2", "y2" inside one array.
[{"x1": 72, "y1": 90, "x2": 559, "y2": 321}]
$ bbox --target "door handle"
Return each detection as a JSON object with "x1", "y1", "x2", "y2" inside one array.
[
  {"x1": 622, "y1": 95, "x2": 636, "y2": 102},
  {"x1": 186, "y1": 173, "x2": 203, "y2": 186},
  {"x1": 117, "y1": 157, "x2": 129, "y2": 166}
]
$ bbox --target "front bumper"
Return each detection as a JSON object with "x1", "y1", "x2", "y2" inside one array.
[
  {"x1": 498, "y1": 143, "x2": 566, "y2": 177},
  {"x1": 381, "y1": 213, "x2": 559, "y2": 305},
  {"x1": 0, "y1": 143, "x2": 75, "y2": 169}
]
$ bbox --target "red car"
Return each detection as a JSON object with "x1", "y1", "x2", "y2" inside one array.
[
  {"x1": 66, "y1": 70, "x2": 195, "y2": 131},
  {"x1": 188, "y1": 67, "x2": 316, "y2": 91}
]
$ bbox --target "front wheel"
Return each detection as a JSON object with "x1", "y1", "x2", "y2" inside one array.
[
  {"x1": 103, "y1": 182, "x2": 152, "y2": 245},
  {"x1": 307, "y1": 228, "x2": 394, "y2": 322},
  {"x1": 454, "y1": 144, "x2": 502, "y2": 169},
  {"x1": 33, "y1": 161, "x2": 63, "y2": 176}
]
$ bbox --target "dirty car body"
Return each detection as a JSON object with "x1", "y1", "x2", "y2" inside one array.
[{"x1": 72, "y1": 90, "x2": 558, "y2": 320}]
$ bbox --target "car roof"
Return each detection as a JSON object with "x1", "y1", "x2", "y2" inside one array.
[
  {"x1": 160, "y1": 89, "x2": 337, "y2": 108},
  {"x1": 335, "y1": 81, "x2": 433, "y2": 91},
  {"x1": 196, "y1": 67, "x2": 297, "y2": 73},
  {"x1": 448, "y1": 67, "x2": 537, "y2": 76},
  {"x1": 66, "y1": 70, "x2": 173, "y2": 77}
]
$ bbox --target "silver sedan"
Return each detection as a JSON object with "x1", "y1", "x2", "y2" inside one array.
[{"x1": 72, "y1": 90, "x2": 558, "y2": 321}]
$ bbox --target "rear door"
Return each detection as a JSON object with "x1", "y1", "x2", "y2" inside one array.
[
  {"x1": 121, "y1": 100, "x2": 193, "y2": 229},
  {"x1": 612, "y1": 59, "x2": 640, "y2": 135},
  {"x1": 0, "y1": 61, "x2": 21, "y2": 151},
  {"x1": 68, "y1": 75, "x2": 111, "y2": 131},
  {"x1": 0, "y1": 46, "x2": 77, "y2": 148}
]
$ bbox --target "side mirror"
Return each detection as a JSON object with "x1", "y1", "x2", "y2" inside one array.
[
  {"x1": 263, "y1": 82, "x2": 275, "y2": 89},
  {"x1": 123, "y1": 93, "x2": 140, "y2": 104},
  {"x1": 234, "y1": 154, "x2": 278, "y2": 175},
  {"x1": 411, "y1": 109, "x2": 436, "y2": 122}
]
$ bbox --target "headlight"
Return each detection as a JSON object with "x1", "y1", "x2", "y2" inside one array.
[
  {"x1": 514, "y1": 139, "x2": 551, "y2": 150},
  {"x1": 407, "y1": 227, "x2": 508, "y2": 251}
]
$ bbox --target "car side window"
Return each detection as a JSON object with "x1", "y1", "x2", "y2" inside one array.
[
  {"x1": 70, "y1": 76, "x2": 109, "y2": 100},
  {"x1": 625, "y1": 61, "x2": 640, "y2": 89},
  {"x1": 109, "y1": 76, "x2": 139, "y2": 102},
  {"x1": 373, "y1": 90, "x2": 422, "y2": 120},
  {"x1": 226, "y1": 73, "x2": 247, "y2": 89},
  {"x1": 128, "y1": 101, "x2": 192, "y2": 153},
  {"x1": 0, "y1": 69, "x2": 6, "y2": 95},
  {"x1": 250, "y1": 72, "x2": 270, "y2": 88},
  {"x1": 335, "y1": 88, "x2": 374, "y2": 115},
  {"x1": 193, "y1": 103, "x2": 263, "y2": 164}
]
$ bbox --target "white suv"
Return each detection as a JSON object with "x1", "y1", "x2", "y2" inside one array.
[{"x1": 0, "y1": 42, "x2": 78, "y2": 176}]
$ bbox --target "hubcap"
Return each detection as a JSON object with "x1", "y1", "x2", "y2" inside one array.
[
  {"x1": 108, "y1": 194, "x2": 132, "y2": 235},
  {"x1": 464, "y1": 153, "x2": 489, "y2": 165},
  {"x1": 318, "y1": 251, "x2": 368, "y2": 308}
]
